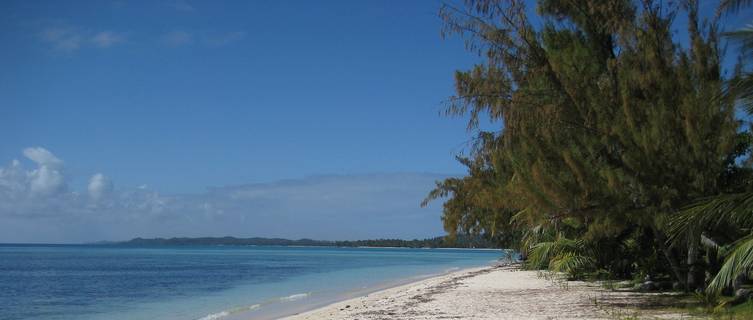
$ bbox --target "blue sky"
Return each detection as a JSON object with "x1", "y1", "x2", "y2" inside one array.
[
  {"x1": 1, "y1": 0, "x2": 483, "y2": 194},
  {"x1": 0, "y1": 0, "x2": 487, "y2": 242},
  {"x1": 1, "y1": 1, "x2": 750, "y2": 243}
]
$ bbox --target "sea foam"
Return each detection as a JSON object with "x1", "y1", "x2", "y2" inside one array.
[
  {"x1": 196, "y1": 304, "x2": 260, "y2": 320},
  {"x1": 280, "y1": 292, "x2": 311, "y2": 302},
  {"x1": 197, "y1": 311, "x2": 229, "y2": 320}
]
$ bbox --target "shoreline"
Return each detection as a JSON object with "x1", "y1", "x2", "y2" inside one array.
[
  {"x1": 258, "y1": 265, "x2": 490, "y2": 320},
  {"x1": 273, "y1": 264, "x2": 691, "y2": 320},
  {"x1": 230, "y1": 264, "x2": 492, "y2": 320}
]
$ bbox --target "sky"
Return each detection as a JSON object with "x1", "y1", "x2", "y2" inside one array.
[
  {"x1": 0, "y1": 0, "x2": 488, "y2": 243},
  {"x1": 1, "y1": 1, "x2": 750, "y2": 243}
]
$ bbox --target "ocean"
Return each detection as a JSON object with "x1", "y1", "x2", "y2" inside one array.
[{"x1": 0, "y1": 244, "x2": 503, "y2": 320}]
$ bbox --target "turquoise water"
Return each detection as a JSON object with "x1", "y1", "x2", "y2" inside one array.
[{"x1": 0, "y1": 244, "x2": 501, "y2": 320}]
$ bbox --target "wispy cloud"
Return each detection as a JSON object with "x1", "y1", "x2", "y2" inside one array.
[
  {"x1": 91, "y1": 31, "x2": 125, "y2": 48},
  {"x1": 0, "y1": 147, "x2": 449, "y2": 243},
  {"x1": 40, "y1": 27, "x2": 125, "y2": 52},
  {"x1": 41, "y1": 25, "x2": 243, "y2": 52},
  {"x1": 163, "y1": 30, "x2": 247, "y2": 47},
  {"x1": 170, "y1": 0, "x2": 195, "y2": 12},
  {"x1": 40, "y1": 27, "x2": 84, "y2": 52},
  {"x1": 161, "y1": 30, "x2": 193, "y2": 46},
  {"x1": 204, "y1": 31, "x2": 246, "y2": 46}
]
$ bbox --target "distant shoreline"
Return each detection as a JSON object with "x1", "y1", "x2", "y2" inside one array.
[
  {"x1": 91, "y1": 235, "x2": 501, "y2": 249},
  {"x1": 0, "y1": 243, "x2": 506, "y2": 251}
]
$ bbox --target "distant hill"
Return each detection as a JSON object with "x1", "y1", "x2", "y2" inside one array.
[{"x1": 115, "y1": 235, "x2": 497, "y2": 248}]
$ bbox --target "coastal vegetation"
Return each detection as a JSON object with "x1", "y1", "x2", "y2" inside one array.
[{"x1": 424, "y1": 0, "x2": 753, "y2": 308}]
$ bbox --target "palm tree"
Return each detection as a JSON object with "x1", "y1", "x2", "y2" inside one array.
[{"x1": 669, "y1": 193, "x2": 753, "y2": 293}]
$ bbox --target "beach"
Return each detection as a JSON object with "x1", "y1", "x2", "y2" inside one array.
[{"x1": 279, "y1": 264, "x2": 690, "y2": 320}]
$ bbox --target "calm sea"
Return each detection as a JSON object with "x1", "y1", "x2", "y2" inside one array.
[{"x1": 0, "y1": 244, "x2": 502, "y2": 320}]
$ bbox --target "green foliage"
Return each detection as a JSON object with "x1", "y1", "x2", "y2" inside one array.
[
  {"x1": 693, "y1": 290, "x2": 722, "y2": 309},
  {"x1": 527, "y1": 236, "x2": 596, "y2": 279},
  {"x1": 722, "y1": 300, "x2": 753, "y2": 319},
  {"x1": 427, "y1": 0, "x2": 753, "y2": 293},
  {"x1": 708, "y1": 234, "x2": 753, "y2": 294}
]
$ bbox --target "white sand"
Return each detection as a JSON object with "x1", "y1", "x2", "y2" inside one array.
[{"x1": 278, "y1": 264, "x2": 692, "y2": 320}]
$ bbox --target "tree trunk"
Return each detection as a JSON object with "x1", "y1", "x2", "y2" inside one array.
[
  {"x1": 653, "y1": 226, "x2": 685, "y2": 287},
  {"x1": 687, "y1": 231, "x2": 700, "y2": 291},
  {"x1": 734, "y1": 274, "x2": 746, "y2": 292}
]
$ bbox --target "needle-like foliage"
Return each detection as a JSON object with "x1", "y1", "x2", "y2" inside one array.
[{"x1": 427, "y1": 0, "x2": 750, "y2": 292}]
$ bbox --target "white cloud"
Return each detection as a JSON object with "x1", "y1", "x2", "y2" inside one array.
[
  {"x1": 0, "y1": 147, "x2": 451, "y2": 243},
  {"x1": 23, "y1": 147, "x2": 65, "y2": 196},
  {"x1": 23, "y1": 147, "x2": 63, "y2": 169},
  {"x1": 88, "y1": 173, "x2": 113, "y2": 201},
  {"x1": 0, "y1": 160, "x2": 27, "y2": 197},
  {"x1": 91, "y1": 31, "x2": 125, "y2": 48},
  {"x1": 162, "y1": 31, "x2": 193, "y2": 46},
  {"x1": 28, "y1": 165, "x2": 65, "y2": 196}
]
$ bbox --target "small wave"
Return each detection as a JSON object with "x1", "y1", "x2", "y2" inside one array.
[
  {"x1": 196, "y1": 304, "x2": 260, "y2": 320},
  {"x1": 444, "y1": 267, "x2": 460, "y2": 273},
  {"x1": 232, "y1": 304, "x2": 261, "y2": 312},
  {"x1": 197, "y1": 311, "x2": 229, "y2": 320},
  {"x1": 280, "y1": 292, "x2": 310, "y2": 302}
]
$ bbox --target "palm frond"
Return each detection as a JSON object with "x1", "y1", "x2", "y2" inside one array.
[
  {"x1": 724, "y1": 27, "x2": 753, "y2": 52},
  {"x1": 527, "y1": 240, "x2": 556, "y2": 269},
  {"x1": 549, "y1": 252, "x2": 596, "y2": 278},
  {"x1": 708, "y1": 233, "x2": 753, "y2": 293},
  {"x1": 732, "y1": 74, "x2": 753, "y2": 114},
  {"x1": 718, "y1": 0, "x2": 753, "y2": 15},
  {"x1": 723, "y1": 25, "x2": 753, "y2": 113},
  {"x1": 667, "y1": 192, "x2": 753, "y2": 246},
  {"x1": 526, "y1": 235, "x2": 595, "y2": 278}
]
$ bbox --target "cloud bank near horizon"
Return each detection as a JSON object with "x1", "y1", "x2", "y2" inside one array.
[{"x1": 0, "y1": 147, "x2": 451, "y2": 243}]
